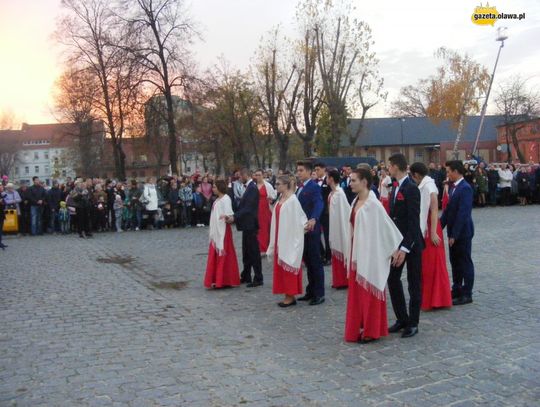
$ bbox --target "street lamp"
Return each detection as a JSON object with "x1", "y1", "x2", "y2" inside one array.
[
  {"x1": 397, "y1": 118, "x2": 405, "y2": 153},
  {"x1": 472, "y1": 26, "x2": 508, "y2": 158}
]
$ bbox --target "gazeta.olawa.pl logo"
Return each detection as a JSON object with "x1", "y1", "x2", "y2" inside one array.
[{"x1": 471, "y1": 3, "x2": 526, "y2": 26}]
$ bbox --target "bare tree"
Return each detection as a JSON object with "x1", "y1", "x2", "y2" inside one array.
[
  {"x1": 495, "y1": 76, "x2": 540, "y2": 163},
  {"x1": 53, "y1": 68, "x2": 104, "y2": 177},
  {"x1": 256, "y1": 29, "x2": 302, "y2": 170},
  {"x1": 123, "y1": 0, "x2": 198, "y2": 175},
  {"x1": 0, "y1": 110, "x2": 20, "y2": 177},
  {"x1": 390, "y1": 81, "x2": 431, "y2": 117},
  {"x1": 313, "y1": 0, "x2": 381, "y2": 156},
  {"x1": 58, "y1": 0, "x2": 144, "y2": 179}
]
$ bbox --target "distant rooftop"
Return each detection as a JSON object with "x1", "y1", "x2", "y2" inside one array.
[{"x1": 344, "y1": 115, "x2": 505, "y2": 147}]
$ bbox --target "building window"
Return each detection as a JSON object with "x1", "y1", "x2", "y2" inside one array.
[
  {"x1": 414, "y1": 149, "x2": 424, "y2": 161},
  {"x1": 34, "y1": 152, "x2": 39, "y2": 160},
  {"x1": 62, "y1": 170, "x2": 67, "y2": 177},
  {"x1": 15, "y1": 167, "x2": 19, "y2": 175},
  {"x1": 45, "y1": 152, "x2": 49, "y2": 160},
  {"x1": 25, "y1": 166, "x2": 29, "y2": 174},
  {"x1": 45, "y1": 165, "x2": 50, "y2": 174},
  {"x1": 35, "y1": 165, "x2": 39, "y2": 174}
]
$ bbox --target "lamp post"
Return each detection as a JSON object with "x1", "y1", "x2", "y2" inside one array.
[
  {"x1": 397, "y1": 117, "x2": 405, "y2": 153},
  {"x1": 472, "y1": 26, "x2": 508, "y2": 158}
]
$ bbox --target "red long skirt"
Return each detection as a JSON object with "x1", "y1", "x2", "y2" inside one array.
[
  {"x1": 344, "y1": 270, "x2": 388, "y2": 342},
  {"x1": 331, "y1": 254, "x2": 348, "y2": 288},
  {"x1": 272, "y1": 202, "x2": 303, "y2": 296},
  {"x1": 204, "y1": 225, "x2": 240, "y2": 288},
  {"x1": 380, "y1": 197, "x2": 390, "y2": 215},
  {"x1": 421, "y1": 218, "x2": 452, "y2": 310},
  {"x1": 257, "y1": 186, "x2": 272, "y2": 253}
]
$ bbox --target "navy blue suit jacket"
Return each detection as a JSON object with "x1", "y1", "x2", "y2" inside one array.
[
  {"x1": 389, "y1": 177, "x2": 424, "y2": 252},
  {"x1": 234, "y1": 181, "x2": 259, "y2": 232},
  {"x1": 440, "y1": 179, "x2": 474, "y2": 240},
  {"x1": 296, "y1": 179, "x2": 324, "y2": 233}
]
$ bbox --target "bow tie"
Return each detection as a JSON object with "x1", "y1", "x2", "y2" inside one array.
[{"x1": 298, "y1": 182, "x2": 304, "y2": 188}]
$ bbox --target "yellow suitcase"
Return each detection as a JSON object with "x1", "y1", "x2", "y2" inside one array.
[{"x1": 3, "y1": 209, "x2": 19, "y2": 233}]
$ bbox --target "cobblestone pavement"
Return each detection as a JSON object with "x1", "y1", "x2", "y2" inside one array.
[{"x1": 1, "y1": 206, "x2": 539, "y2": 406}]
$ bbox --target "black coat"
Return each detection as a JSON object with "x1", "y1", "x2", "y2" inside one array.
[
  {"x1": 389, "y1": 177, "x2": 424, "y2": 252},
  {"x1": 47, "y1": 187, "x2": 63, "y2": 210},
  {"x1": 28, "y1": 185, "x2": 47, "y2": 206},
  {"x1": 234, "y1": 181, "x2": 259, "y2": 232},
  {"x1": 319, "y1": 176, "x2": 331, "y2": 217}
]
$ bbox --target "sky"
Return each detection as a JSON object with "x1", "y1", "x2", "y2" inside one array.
[{"x1": 0, "y1": 0, "x2": 539, "y2": 125}]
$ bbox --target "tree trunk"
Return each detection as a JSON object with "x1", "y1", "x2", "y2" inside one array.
[
  {"x1": 510, "y1": 127, "x2": 526, "y2": 164},
  {"x1": 277, "y1": 136, "x2": 288, "y2": 171},
  {"x1": 452, "y1": 114, "x2": 466, "y2": 159},
  {"x1": 302, "y1": 138, "x2": 312, "y2": 158},
  {"x1": 164, "y1": 90, "x2": 179, "y2": 175}
]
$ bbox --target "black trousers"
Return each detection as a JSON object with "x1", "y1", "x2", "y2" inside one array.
[
  {"x1": 76, "y1": 207, "x2": 92, "y2": 235},
  {"x1": 449, "y1": 238, "x2": 474, "y2": 297},
  {"x1": 320, "y1": 214, "x2": 331, "y2": 262},
  {"x1": 19, "y1": 209, "x2": 31, "y2": 234},
  {"x1": 241, "y1": 229, "x2": 262, "y2": 283},
  {"x1": 304, "y1": 230, "x2": 325, "y2": 298},
  {"x1": 388, "y1": 248, "x2": 422, "y2": 327}
]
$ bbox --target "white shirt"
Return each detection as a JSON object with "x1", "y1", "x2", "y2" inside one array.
[
  {"x1": 393, "y1": 175, "x2": 408, "y2": 202},
  {"x1": 451, "y1": 177, "x2": 464, "y2": 196}
]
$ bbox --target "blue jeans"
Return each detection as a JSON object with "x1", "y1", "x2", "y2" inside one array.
[
  {"x1": 48, "y1": 209, "x2": 59, "y2": 233},
  {"x1": 31, "y1": 206, "x2": 43, "y2": 235}
]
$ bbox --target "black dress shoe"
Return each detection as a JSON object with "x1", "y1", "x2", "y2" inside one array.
[
  {"x1": 401, "y1": 326, "x2": 419, "y2": 338},
  {"x1": 297, "y1": 295, "x2": 313, "y2": 301},
  {"x1": 453, "y1": 296, "x2": 473, "y2": 306},
  {"x1": 309, "y1": 297, "x2": 325, "y2": 306},
  {"x1": 0, "y1": 244, "x2": 7, "y2": 250},
  {"x1": 388, "y1": 321, "x2": 407, "y2": 333},
  {"x1": 358, "y1": 337, "x2": 378, "y2": 344},
  {"x1": 451, "y1": 291, "x2": 461, "y2": 299},
  {"x1": 246, "y1": 281, "x2": 263, "y2": 288},
  {"x1": 278, "y1": 300, "x2": 297, "y2": 308}
]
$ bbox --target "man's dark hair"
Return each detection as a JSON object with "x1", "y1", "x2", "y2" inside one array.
[
  {"x1": 296, "y1": 160, "x2": 313, "y2": 171},
  {"x1": 352, "y1": 168, "x2": 373, "y2": 188},
  {"x1": 410, "y1": 162, "x2": 428, "y2": 177},
  {"x1": 389, "y1": 153, "x2": 408, "y2": 172},
  {"x1": 313, "y1": 161, "x2": 326, "y2": 169},
  {"x1": 445, "y1": 160, "x2": 465, "y2": 175},
  {"x1": 32, "y1": 176, "x2": 39, "y2": 181},
  {"x1": 239, "y1": 168, "x2": 250, "y2": 176},
  {"x1": 327, "y1": 168, "x2": 340, "y2": 184}
]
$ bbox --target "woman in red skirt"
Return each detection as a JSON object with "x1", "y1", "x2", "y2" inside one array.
[
  {"x1": 410, "y1": 163, "x2": 452, "y2": 310},
  {"x1": 344, "y1": 168, "x2": 403, "y2": 343},
  {"x1": 254, "y1": 169, "x2": 276, "y2": 254},
  {"x1": 267, "y1": 175, "x2": 307, "y2": 307},
  {"x1": 204, "y1": 180, "x2": 240, "y2": 289}
]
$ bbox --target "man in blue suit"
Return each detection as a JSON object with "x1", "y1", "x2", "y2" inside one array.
[
  {"x1": 296, "y1": 160, "x2": 325, "y2": 305},
  {"x1": 226, "y1": 168, "x2": 263, "y2": 287},
  {"x1": 440, "y1": 160, "x2": 475, "y2": 306}
]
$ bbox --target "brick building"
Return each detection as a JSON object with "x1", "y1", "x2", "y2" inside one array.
[{"x1": 496, "y1": 117, "x2": 540, "y2": 163}]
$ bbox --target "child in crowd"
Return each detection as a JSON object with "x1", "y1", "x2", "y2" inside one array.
[
  {"x1": 113, "y1": 194, "x2": 124, "y2": 232},
  {"x1": 58, "y1": 201, "x2": 70, "y2": 234}
]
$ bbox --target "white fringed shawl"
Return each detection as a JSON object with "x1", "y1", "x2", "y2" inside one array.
[
  {"x1": 349, "y1": 192, "x2": 403, "y2": 300},
  {"x1": 209, "y1": 195, "x2": 234, "y2": 256},
  {"x1": 266, "y1": 194, "x2": 307, "y2": 274},
  {"x1": 262, "y1": 180, "x2": 277, "y2": 201},
  {"x1": 418, "y1": 176, "x2": 438, "y2": 237},
  {"x1": 329, "y1": 187, "x2": 351, "y2": 266}
]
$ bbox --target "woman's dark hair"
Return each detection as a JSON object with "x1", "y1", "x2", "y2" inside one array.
[
  {"x1": 410, "y1": 162, "x2": 428, "y2": 177},
  {"x1": 351, "y1": 168, "x2": 372, "y2": 188},
  {"x1": 215, "y1": 179, "x2": 228, "y2": 195},
  {"x1": 445, "y1": 160, "x2": 465, "y2": 175},
  {"x1": 327, "y1": 168, "x2": 340, "y2": 184},
  {"x1": 389, "y1": 153, "x2": 408, "y2": 171}
]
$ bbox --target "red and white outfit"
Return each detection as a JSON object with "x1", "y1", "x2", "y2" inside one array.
[
  {"x1": 267, "y1": 195, "x2": 307, "y2": 296},
  {"x1": 378, "y1": 175, "x2": 392, "y2": 215},
  {"x1": 344, "y1": 192, "x2": 403, "y2": 342},
  {"x1": 418, "y1": 176, "x2": 452, "y2": 310},
  {"x1": 257, "y1": 181, "x2": 277, "y2": 253},
  {"x1": 328, "y1": 187, "x2": 350, "y2": 288},
  {"x1": 204, "y1": 195, "x2": 240, "y2": 288}
]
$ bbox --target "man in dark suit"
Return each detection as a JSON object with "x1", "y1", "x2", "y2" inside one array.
[
  {"x1": 296, "y1": 160, "x2": 325, "y2": 305},
  {"x1": 440, "y1": 160, "x2": 475, "y2": 305},
  {"x1": 340, "y1": 165, "x2": 355, "y2": 204},
  {"x1": 314, "y1": 162, "x2": 331, "y2": 266},
  {"x1": 226, "y1": 168, "x2": 263, "y2": 287},
  {"x1": 387, "y1": 153, "x2": 424, "y2": 338}
]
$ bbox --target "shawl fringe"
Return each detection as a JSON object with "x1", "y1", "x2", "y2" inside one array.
[
  {"x1": 331, "y1": 249, "x2": 346, "y2": 265},
  {"x1": 210, "y1": 240, "x2": 226, "y2": 257},
  {"x1": 278, "y1": 257, "x2": 301, "y2": 275},
  {"x1": 350, "y1": 261, "x2": 387, "y2": 301}
]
